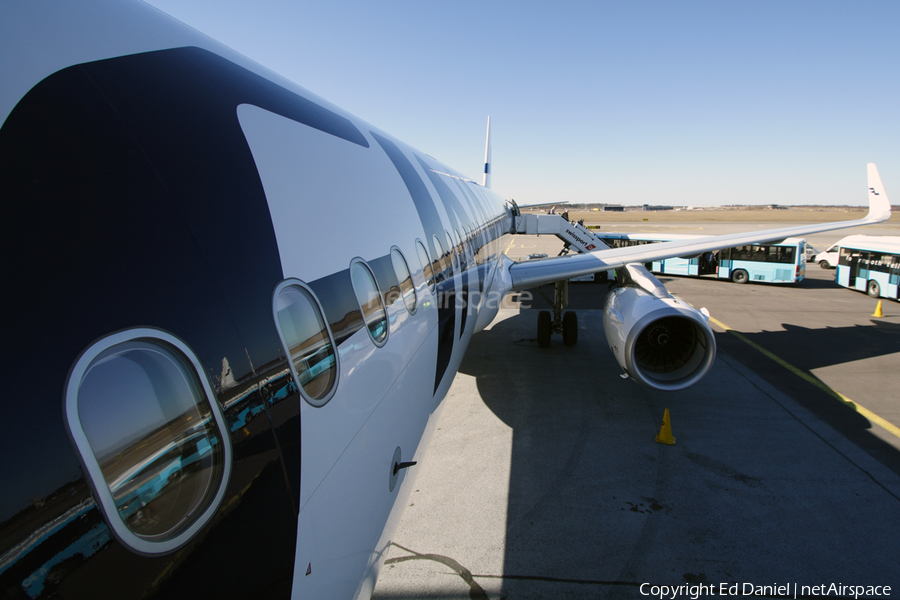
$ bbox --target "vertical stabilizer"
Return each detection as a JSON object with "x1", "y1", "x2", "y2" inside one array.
[
  {"x1": 483, "y1": 115, "x2": 492, "y2": 188},
  {"x1": 866, "y1": 163, "x2": 892, "y2": 222}
]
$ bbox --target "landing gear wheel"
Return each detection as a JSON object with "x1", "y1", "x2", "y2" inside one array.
[
  {"x1": 867, "y1": 280, "x2": 881, "y2": 297},
  {"x1": 731, "y1": 269, "x2": 749, "y2": 284},
  {"x1": 537, "y1": 310, "x2": 552, "y2": 348},
  {"x1": 562, "y1": 311, "x2": 578, "y2": 346}
]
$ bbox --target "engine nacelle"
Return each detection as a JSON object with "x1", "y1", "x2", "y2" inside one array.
[{"x1": 603, "y1": 265, "x2": 716, "y2": 391}]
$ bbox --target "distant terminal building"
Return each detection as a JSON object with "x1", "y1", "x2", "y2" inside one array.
[{"x1": 642, "y1": 204, "x2": 675, "y2": 211}]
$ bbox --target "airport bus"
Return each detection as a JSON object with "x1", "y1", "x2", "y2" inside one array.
[
  {"x1": 599, "y1": 233, "x2": 807, "y2": 284},
  {"x1": 830, "y1": 235, "x2": 900, "y2": 299}
]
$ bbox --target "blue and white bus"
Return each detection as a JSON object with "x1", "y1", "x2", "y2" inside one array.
[
  {"x1": 833, "y1": 235, "x2": 900, "y2": 300},
  {"x1": 599, "y1": 233, "x2": 807, "y2": 284}
]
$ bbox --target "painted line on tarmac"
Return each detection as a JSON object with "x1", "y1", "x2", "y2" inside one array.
[
  {"x1": 504, "y1": 236, "x2": 517, "y2": 254},
  {"x1": 708, "y1": 315, "x2": 900, "y2": 442}
]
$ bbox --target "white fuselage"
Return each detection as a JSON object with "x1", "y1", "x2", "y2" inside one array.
[{"x1": 1, "y1": 2, "x2": 514, "y2": 598}]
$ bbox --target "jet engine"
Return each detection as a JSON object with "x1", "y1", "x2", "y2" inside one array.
[{"x1": 603, "y1": 264, "x2": 716, "y2": 391}]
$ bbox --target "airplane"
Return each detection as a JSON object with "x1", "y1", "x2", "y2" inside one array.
[{"x1": 0, "y1": 1, "x2": 892, "y2": 598}]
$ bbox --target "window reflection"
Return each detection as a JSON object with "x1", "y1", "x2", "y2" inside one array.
[
  {"x1": 454, "y1": 229, "x2": 466, "y2": 270},
  {"x1": 416, "y1": 239, "x2": 435, "y2": 291},
  {"x1": 446, "y1": 231, "x2": 458, "y2": 272},
  {"x1": 274, "y1": 284, "x2": 338, "y2": 402},
  {"x1": 433, "y1": 235, "x2": 450, "y2": 280},
  {"x1": 350, "y1": 260, "x2": 388, "y2": 346},
  {"x1": 390, "y1": 248, "x2": 417, "y2": 314},
  {"x1": 77, "y1": 341, "x2": 224, "y2": 541}
]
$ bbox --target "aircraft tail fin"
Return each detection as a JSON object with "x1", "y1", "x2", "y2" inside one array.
[
  {"x1": 482, "y1": 116, "x2": 491, "y2": 188},
  {"x1": 866, "y1": 163, "x2": 892, "y2": 222}
]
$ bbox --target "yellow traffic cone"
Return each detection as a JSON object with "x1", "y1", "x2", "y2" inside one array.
[
  {"x1": 873, "y1": 301, "x2": 883, "y2": 318},
  {"x1": 655, "y1": 408, "x2": 676, "y2": 445}
]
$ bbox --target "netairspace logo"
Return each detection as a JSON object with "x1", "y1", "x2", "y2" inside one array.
[{"x1": 639, "y1": 582, "x2": 893, "y2": 599}]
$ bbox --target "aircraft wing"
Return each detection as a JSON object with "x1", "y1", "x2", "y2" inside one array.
[{"x1": 509, "y1": 163, "x2": 892, "y2": 290}]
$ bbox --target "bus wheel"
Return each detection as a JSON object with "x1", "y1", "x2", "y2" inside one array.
[
  {"x1": 563, "y1": 311, "x2": 578, "y2": 346},
  {"x1": 537, "y1": 310, "x2": 552, "y2": 348},
  {"x1": 732, "y1": 269, "x2": 749, "y2": 284},
  {"x1": 867, "y1": 280, "x2": 881, "y2": 298},
  {"x1": 819, "y1": 260, "x2": 831, "y2": 269}
]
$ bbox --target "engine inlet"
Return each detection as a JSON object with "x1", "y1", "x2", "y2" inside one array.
[{"x1": 634, "y1": 317, "x2": 699, "y2": 373}]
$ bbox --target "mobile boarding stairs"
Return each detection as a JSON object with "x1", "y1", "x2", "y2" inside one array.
[{"x1": 511, "y1": 210, "x2": 614, "y2": 348}]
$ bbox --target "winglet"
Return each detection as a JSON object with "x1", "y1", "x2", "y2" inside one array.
[
  {"x1": 866, "y1": 163, "x2": 892, "y2": 222},
  {"x1": 482, "y1": 116, "x2": 491, "y2": 189}
]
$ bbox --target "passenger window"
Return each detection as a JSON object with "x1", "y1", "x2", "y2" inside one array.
[
  {"x1": 445, "y1": 231, "x2": 458, "y2": 272},
  {"x1": 273, "y1": 282, "x2": 338, "y2": 404},
  {"x1": 415, "y1": 239, "x2": 435, "y2": 291},
  {"x1": 390, "y1": 247, "x2": 417, "y2": 314},
  {"x1": 454, "y1": 229, "x2": 466, "y2": 269},
  {"x1": 433, "y1": 234, "x2": 450, "y2": 279},
  {"x1": 65, "y1": 331, "x2": 231, "y2": 555},
  {"x1": 350, "y1": 260, "x2": 389, "y2": 346}
]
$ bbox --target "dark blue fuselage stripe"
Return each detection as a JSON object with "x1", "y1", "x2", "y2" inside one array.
[
  {"x1": 0, "y1": 46, "x2": 328, "y2": 594},
  {"x1": 416, "y1": 156, "x2": 480, "y2": 338},
  {"x1": 371, "y1": 132, "x2": 455, "y2": 393}
]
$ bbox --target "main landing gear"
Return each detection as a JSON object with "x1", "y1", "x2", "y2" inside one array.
[{"x1": 536, "y1": 280, "x2": 578, "y2": 347}]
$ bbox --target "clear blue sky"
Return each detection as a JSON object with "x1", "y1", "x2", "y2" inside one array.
[{"x1": 144, "y1": 0, "x2": 900, "y2": 207}]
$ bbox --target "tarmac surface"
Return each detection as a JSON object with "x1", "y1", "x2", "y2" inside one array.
[{"x1": 372, "y1": 221, "x2": 900, "y2": 600}]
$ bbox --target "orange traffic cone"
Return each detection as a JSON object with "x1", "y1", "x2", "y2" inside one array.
[{"x1": 655, "y1": 408, "x2": 676, "y2": 445}]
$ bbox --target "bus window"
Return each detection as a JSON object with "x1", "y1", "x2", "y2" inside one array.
[
  {"x1": 868, "y1": 253, "x2": 888, "y2": 272},
  {"x1": 839, "y1": 247, "x2": 859, "y2": 267},
  {"x1": 769, "y1": 246, "x2": 795, "y2": 264}
]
